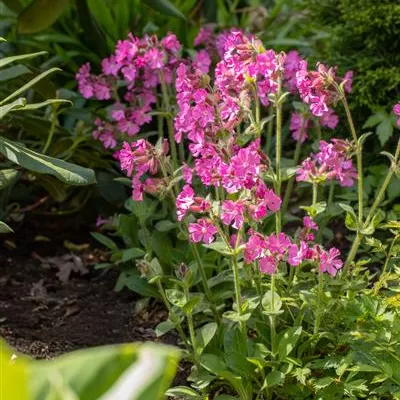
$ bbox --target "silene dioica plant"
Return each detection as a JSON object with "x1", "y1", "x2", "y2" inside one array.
[{"x1": 77, "y1": 28, "x2": 400, "y2": 400}]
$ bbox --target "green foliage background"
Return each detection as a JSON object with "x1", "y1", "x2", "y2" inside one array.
[{"x1": 307, "y1": 0, "x2": 400, "y2": 113}]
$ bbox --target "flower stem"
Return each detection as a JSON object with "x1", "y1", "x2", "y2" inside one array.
[
  {"x1": 344, "y1": 137, "x2": 400, "y2": 270},
  {"x1": 183, "y1": 284, "x2": 200, "y2": 368},
  {"x1": 312, "y1": 182, "x2": 318, "y2": 206},
  {"x1": 313, "y1": 271, "x2": 324, "y2": 335},
  {"x1": 42, "y1": 108, "x2": 58, "y2": 154},
  {"x1": 156, "y1": 279, "x2": 190, "y2": 350},
  {"x1": 341, "y1": 94, "x2": 363, "y2": 224},
  {"x1": 190, "y1": 242, "x2": 221, "y2": 324},
  {"x1": 265, "y1": 105, "x2": 274, "y2": 157},
  {"x1": 282, "y1": 120, "x2": 306, "y2": 214},
  {"x1": 159, "y1": 70, "x2": 178, "y2": 170},
  {"x1": 275, "y1": 76, "x2": 283, "y2": 233}
]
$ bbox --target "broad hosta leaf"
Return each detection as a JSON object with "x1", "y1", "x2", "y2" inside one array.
[
  {"x1": 17, "y1": 0, "x2": 71, "y2": 34},
  {"x1": 142, "y1": 0, "x2": 185, "y2": 19},
  {"x1": 1, "y1": 339, "x2": 180, "y2": 400},
  {"x1": 0, "y1": 51, "x2": 47, "y2": 69},
  {"x1": 0, "y1": 137, "x2": 96, "y2": 185}
]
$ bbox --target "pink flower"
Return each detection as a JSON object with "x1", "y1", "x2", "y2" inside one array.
[
  {"x1": 319, "y1": 247, "x2": 343, "y2": 276},
  {"x1": 193, "y1": 50, "x2": 212, "y2": 74},
  {"x1": 188, "y1": 219, "x2": 218, "y2": 244},
  {"x1": 290, "y1": 112, "x2": 310, "y2": 142},
  {"x1": 244, "y1": 233, "x2": 267, "y2": 263},
  {"x1": 221, "y1": 200, "x2": 245, "y2": 229},
  {"x1": 287, "y1": 241, "x2": 308, "y2": 267},
  {"x1": 117, "y1": 142, "x2": 134, "y2": 176},
  {"x1": 182, "y1": 164, "x2": 193, "y2": 184},
  {"x1": 176, "y1": 184, "x2": 195, "y2": 221},
  {"x1": 259, "y1": 256, "x2": 277, "y2": 274},
  {"x1": 393, "y1": 102, "x2": 400, "y2": 127},
  {"x1": 303, "y1": 216, "x2": 318, "y2": 230},
  {"x1": 343, "y1": 71, "x2": 353, "y2": 93},
  {"x1": 319, "y1": 108, "x2": 339, "y2": 129}
]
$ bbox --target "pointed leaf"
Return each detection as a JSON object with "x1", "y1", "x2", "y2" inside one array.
[
  {"x1": 0, "y1": 221, "x2": 14, "y2": 233},
  {"x1": 0, "y1": 51, "x2": 47, "y2": 69},
  {"x1": 0, "y1": 137, "x2": 95, "y2": 185}
]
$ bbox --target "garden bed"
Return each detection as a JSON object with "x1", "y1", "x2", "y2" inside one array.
[{"x1": 0, "y1": 216, "x2": 175, "y2": 359}]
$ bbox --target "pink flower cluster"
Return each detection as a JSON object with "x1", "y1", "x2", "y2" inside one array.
[
  {"x1": 290, "y1": 109, "x2": 339, "y2": 143},
  {"x1": 296, "y1": 61, "x2": 353, "y2": 116},
  {"x1": 393, "y1": 103, "x2": 400, "y2": 126},
  {"x1": 297, "y1": 139, "x2": 357, "y2": 187},
  {"x1": 76, "y1": 32, "x2": 182, "y2": 148},
  {"x1": 244, "y1": 217, "x2": 343, "y2": 276},
  {"x1": 116, "y1": 139, "x2": 168, "y2": 200}
]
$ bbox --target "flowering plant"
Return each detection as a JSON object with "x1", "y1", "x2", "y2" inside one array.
[{"x1": 79, "y1": 28, "x2": 400, "y2": 399}]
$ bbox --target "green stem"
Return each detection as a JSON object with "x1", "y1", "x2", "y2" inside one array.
[
  {"x1": 156, "y1": 279, "x2": 190, "y2": 350},
  {"x1": 183, "y1": 284, "x2": 200, "y2": 368},
  {"x1": 265, "y1": 105, "x2": 274, "y2": 157},
  {"x1": 159, "y1": 71, "x2": 178, "y2": 170},
  {"x1": 275, "y1": 76, "x2": 283, "y2": 234},
  {"x1": 282, "y1": 124, "x2": 305, "y2": 214},
  {"x1": 341, "y1": 94, "x2": 363, "y2": 224},
  {"x1": 190, "y1": 242, "x2": 221, "y2": 324},
  {"x1": 317, "y1": 182, "x2": 335, "y2": 242},
  {"x1": 312, "y1": 182, "x2": 318, "y2": 206},
  {"x1": 42, "y1": 109, "x2": 58, "y2": 154},
  {"x1": 313, "y1": 271, "x2": 324, "y2": 335},
  {"x1": 344, "y1": 137, "x2": 400, "y2": 270}
]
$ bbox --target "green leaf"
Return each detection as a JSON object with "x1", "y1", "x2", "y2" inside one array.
[
  {"x1": 142, "y1": 0, "x2": 185, "y2": 19},
  {"x1": 300, "y1": 201, "x2": 327, "y2": 217},
  {"x1": 1, "y1": 339, "x2": 180, "y2": 400},
  {"x1": 87, "y1": 0, "x2": 118, "y2": 40},
  {"x1": 377, "y1": 118, "x2": 393, "y2": 146},
  {"x1": 203, "y1": 240, "x2": 233, "y2": 255},
  {"x1": 358, "y1": 132, "x2": 373, "y2": 147},
  {"x1": 261, "y1": 290, "x2": 282, "y2": 314},
  {"x1": 0, "y1": 168, "x2": 19, "y2": 189},
  {"x1": 116, "y1": 270, "x2": 159, "y2": 297},
  {"x1": 155, "y1": 320, "x2": 175, "y2": 337},
  {"x1": 17, "y1": 0, "x2": 71, "y2": 34},
  {"x1": 155, "y1": 220, "x2": 177, "y2": 232},
  {"x1": 263, "y1": 371, "x2": 285, "y2": 389},
  {"x1": 0, "y1": 98, "x2": 26, "y2": 120},
  {"x1": 278, "y1": 326, "x2": 302, "y2": 361},
  {"x1": 0, "y1": 67, "x2": 62, "y2": 106},
  {"x1": 121, "y1": 248, "x2": 145, "y2": 262},
  {"x1": 214, "y1": 396, "x2": 239, "y2": 400},
  {"x1": 0, "y1": 137, "x2": 96, "y2": 185},
  {"x1": 90, "y1": 232, "x2": 119, "y2": 251},
  {"x1": 196, "y1": 323, "x2": 218, "y2": 356},
  {"x1": 166, "y1": 386, "x2": 202, "y2": 399},
  {"x1": 0, "y1": 51, "x2": 47, "y2": 69},
  {"x1": 0, "y1": 221, "x2": 14, "y2": 233},
  {"x1": 182, "y1": 295, "x2": 201, "y2": 315},
  {"x1": 15, "y1": 99, "x2": 72, "y2": 112},
  {"x1": 96, "y1": 171, "x2": 126, "y2": 205},
  {"x1": 166, "y1": 289, "x2": 186, "y2": 308},
  {"x1": 362, "y1": 111, "x2": 386, "y2": 128}
]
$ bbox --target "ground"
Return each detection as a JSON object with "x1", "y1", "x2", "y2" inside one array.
[{"x1": 0, "y1": 214, "x2": 176, "y2": 359}]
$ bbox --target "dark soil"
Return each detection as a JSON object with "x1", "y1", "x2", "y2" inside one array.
[{"x1": 0, "y1": 214, "x2": 177, "y2": 359}]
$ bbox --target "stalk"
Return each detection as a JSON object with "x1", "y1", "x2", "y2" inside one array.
[
  {"x1": 282, "y1": 119, "x2": 306, "y2": 213},
  {"x1": 341, "y1": 94, "x2": 363, "y2": 224},
  {"x1": 313, "y1": 271, "x2": 324, "y2": 335},
  {"x1": 265, "y1": 105, "x2": 274, "y2": 156},
  {"x1": 159, "y1": 70, "x2": 178, "y2": 170},
  {"x1": 275, "y1": 76, "x2": 283, "y2": 233},
  {"x1": 156, "y1": 279, "x2": 190, "y2": 350},
  {"x1": 344, "y1": 137, "x2": 400, "y2": 269},
  {"x1": 42, "y1": 108, "x2": 58, "y2": 154},
  {"x1": 183, "y1": 284, "x2": 200, "y2": 368}
]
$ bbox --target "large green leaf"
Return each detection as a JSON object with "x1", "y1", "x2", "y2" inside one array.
[
  {"x1": 0, "y1": 68, "x2": 62, "y2": 105},
  {"x1": 0, "y1": 137, "x2": 96, "y2": 186},
  {"x1": 0, "y1": 51, "x2": 47, "y2": 69},
  {"x1": 1, "y1": 339, "x2": 180, "y2": 400},
  {"x1": 0, "y1": 168, "x2": 19, "y2": 189},
  {"x1": 17, "y1": 0, "x2": 71, "y2": 34},
  {"x1": 0, "y1": 98, "x2": 26, "y2": 120},
  {"x1": 142, "y1": 0, "x2": 185, "y2": 19}
]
